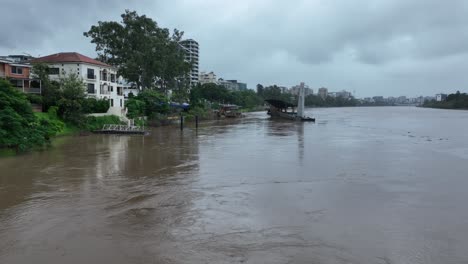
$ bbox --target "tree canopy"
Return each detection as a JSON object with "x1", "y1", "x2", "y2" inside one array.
[
  {"x1": 31, "y1": 62, "x2": 61, "y2": 111},
  {"x1": 56, "y1": 74, "x2": 87, "y2": 125},
  {"x1": 84, "y1": 10, "x2": 191, "y2": 91},
  {"x1": 190, "y1": 83, "x2": 262, "y2": 109}
]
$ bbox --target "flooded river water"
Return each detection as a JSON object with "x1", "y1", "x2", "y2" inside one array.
[{"x1": 1, "y1": 107, "x2": 468, "y2": 263}]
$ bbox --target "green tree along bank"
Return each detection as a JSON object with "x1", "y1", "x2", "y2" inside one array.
[
  {"x1": 304, "y1": 94, "x2": 359, "y2": 107},
  {"x1": 84, "y1": 10, "x2": 191, "y2": 93},
  {"x1": 423, "y1": 91, "x2": 468, "y2": 109},
  {"x1": 191, "y1": 83, "x2": 262, "y2": 110},
  {"x1": 0, "y1": 79, "x2": 62, "y2": 152}
]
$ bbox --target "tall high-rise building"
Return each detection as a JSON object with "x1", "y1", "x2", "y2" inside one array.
[
  {"x1": 179, "y1": 39, "x2": 199, "y2": 86},
  {"x1": 318, "y1": 87, "x2": 328, "y2": 99},
  {"x1": 290, "y1": 83, "x2": 313, "y2": 96}
]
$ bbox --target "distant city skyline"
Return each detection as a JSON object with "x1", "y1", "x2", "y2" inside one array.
[{"x1": 2, "y1": 0, "x2": 468, "y2": 97}]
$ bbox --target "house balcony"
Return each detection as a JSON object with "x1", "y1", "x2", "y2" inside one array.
[
  {"x1": 100, "y1": 89, "x2": 111, "y2": 95},
  {"x1": 24, "y1": 87, "x2": 41, "y2": 94},
  {"x1": 100, "y1": 73, "x2": 109, "y2": 82}
]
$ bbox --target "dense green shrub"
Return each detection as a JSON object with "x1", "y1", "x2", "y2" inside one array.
[
  {"x1": 0, "y1": 79, "x2": 52, "y2": 152},
  {"x1": 82, "y1": 98, "x2": 110, "y2": 113},
  {"x1": 186, "y1": 106, "x2": 210, "y2": 120},
  {"x1": 26, "y1": 94, "x2": 43, "y2": 104},
  {"x1": 35, "y1": 108, "x2": 66, "y2": 137},
  {"x1": 84, "y1": 115, "x2": 123, "y2": 131},
  {"x1": 126, "y1": 98, "x2": 146, "y2": 119}
]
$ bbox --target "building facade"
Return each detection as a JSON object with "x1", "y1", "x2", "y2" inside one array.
[
  {"x1": 179, "y1": 39, "x2": 199, "y2": 86},
  {"x1": 0, "y1": 56, "x2": 41, "y2": 94},
  {"x1": 218, "y1": 79, "x2": 247, "y2": 91},
  {"x1": 290, "y1": 83, "x2": 313, "y2": 96},
  {"x1": 436, "y1": 94, "x2": 447, "y2": 102},
  {"x1": 318, "y1": 87, "x2": 328, "y2": 99},
  {"x1": 199, "y1": 71, "x2": 218, "y2": 85},
  {"x1": 33, "y1": 52, "x2": 125, "y2": 110},
  {"x1": 336, "y1": 90, "x2": 351, "y2": 99}
]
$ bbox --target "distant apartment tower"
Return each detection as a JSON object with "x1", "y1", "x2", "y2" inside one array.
[
  {"x1": 179, "y1": 39, "x2": 199, "y2": 86},
  {"x1": 290, "y1": 83, "x2": 313, "y2": 96},
  {"x1": 336, "y1": 90, "x2": 351, "y2": 99},
  {"x1": 218, "y1": 79, "x2": 247, "y2": 91},
  {"x1": 279, "y1": 86, "x2": 289, "y2": 94},
  {"x1": 199, "y1": 71, "x2": 217, "y2": 85},
  {"x1": 318, "y1": 87, "x2": 328, "y2": 99}
]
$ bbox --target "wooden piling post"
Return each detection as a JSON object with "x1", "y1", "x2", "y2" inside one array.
[
  {"x1": 180, "y1": 114, "x2": 184, "y2": 131},
  {"x1": 195, "y1": 115, "x2": 199, "y2": 129}
]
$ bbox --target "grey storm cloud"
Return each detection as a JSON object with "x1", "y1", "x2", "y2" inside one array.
[{"x1": 2, "y1": 0, "x2": 468, "y2": 97}]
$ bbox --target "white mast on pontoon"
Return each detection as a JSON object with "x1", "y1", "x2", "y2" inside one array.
[{"x1": 297, "y1": 82, "x2": 305, "y2": 118}]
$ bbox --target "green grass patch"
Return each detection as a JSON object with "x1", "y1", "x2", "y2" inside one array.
[
  {"x1": 84, "y1": 115, "x2": 123, "y2": 131},
  {"x1": 0, "y1": 148, "x2": 16, "y2": 157}
]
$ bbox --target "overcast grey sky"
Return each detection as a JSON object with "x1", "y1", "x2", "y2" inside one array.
[{"x1": 2, "y1": 0, "x2": 468, "y2": 97}]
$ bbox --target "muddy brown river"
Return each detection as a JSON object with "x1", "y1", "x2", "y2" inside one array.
[{"x1": 1, "y1": 107, "x2": 468, "y2": 263}]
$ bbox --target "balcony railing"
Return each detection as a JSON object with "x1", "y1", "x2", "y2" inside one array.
[
  {"x1": 24, "y1": 87, "x2": 41, "y2": 94},
  {"x1": 100, "y1": 88, "x2": 110, "y2": 95}
]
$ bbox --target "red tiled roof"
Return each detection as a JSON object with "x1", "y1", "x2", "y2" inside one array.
[{"x1": 32, "y1": 52, "x2": 111, "y2": 67}]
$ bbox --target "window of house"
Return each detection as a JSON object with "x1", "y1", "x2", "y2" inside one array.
[
  {"x1": 87, "y1": 83, "x2": 95, "y2": 94},
  {"x1": 111, "y1": 74, "x2": 116, "y2": 82},
  {"x1": 111, "y1": 99, "x2": 114, "y2": 107},
  {"x1": 87, "y1": 68, "x2": 95, "y2": 79},
  {"x1": 11, "y1": 66, "x2": 23, "y2": 74},
  {"x1": 9, "y1": 79, "x2": 22, "y2": 87},
  {"x1": 30, "y1": 80, "x2": 41, "y2": 89},
  {"x1": 102, "y1": 70, "x2": 108, "y2": 81},
  {"x1": 48, "y1": 68, "x2": 60, "y2": 75}
]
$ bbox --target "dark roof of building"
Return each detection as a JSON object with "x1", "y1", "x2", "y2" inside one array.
[{"x1": 32, "y1": 52, "x2": 110, "y2": 67}]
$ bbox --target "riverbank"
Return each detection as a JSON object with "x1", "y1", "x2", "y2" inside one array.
[
  {"x1": 421, "y1": 105, "x2": 468, "y2": 110},
  {"x1": 422, "y1": 92, "x2": 468, "y2": 109},
  {"x1": 0, "y1": 112, "x2": 123, "y2": 156}
]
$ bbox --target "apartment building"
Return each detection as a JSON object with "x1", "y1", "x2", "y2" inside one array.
[
  {"x1": 179, "y1": 39, "x2": 199, "y2": 85},
  {"x1": 33, "y1": 52, "x2": 125, "y2": 110}
]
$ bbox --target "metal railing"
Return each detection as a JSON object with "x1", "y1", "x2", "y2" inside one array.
[
  {"x1": 101, "y1": 124, "x2": 145, "y2": 132},
  {"x1": 24, "y1": 87, "x2": 41, "y2": 94}
]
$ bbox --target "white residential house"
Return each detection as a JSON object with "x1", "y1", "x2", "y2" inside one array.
[
  {"x1": 436, "y1": 94, "x2": 447, "y2": 102},
  {"x1": 33, "y1": 52, "x2": 126, "y2": 114},
  {"x1": 117, "y1": 76, "x2": 140, "y2": 98}
]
